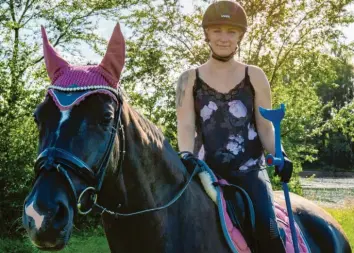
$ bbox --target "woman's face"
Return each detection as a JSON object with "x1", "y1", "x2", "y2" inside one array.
[{"x1": 206, "y1": 25, "x2": 242, "y2": 56}]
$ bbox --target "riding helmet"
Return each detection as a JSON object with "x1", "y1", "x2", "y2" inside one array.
[{"x1": 202, "y1": 1, "x2": 248, "y2": 33}]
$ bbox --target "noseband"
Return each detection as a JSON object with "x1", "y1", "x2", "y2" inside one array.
[{"x1": 33, "y1": 87, "x2": 201, "y2": 217}]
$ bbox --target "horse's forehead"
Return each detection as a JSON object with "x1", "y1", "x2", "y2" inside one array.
[{"x1": 47, "y1": 89, "x2": 117, "y2": 111}]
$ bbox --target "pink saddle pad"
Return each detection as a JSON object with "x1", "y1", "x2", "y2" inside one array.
[{"x1": 217, "y1": 183, "x2": 310, "y2": 253}]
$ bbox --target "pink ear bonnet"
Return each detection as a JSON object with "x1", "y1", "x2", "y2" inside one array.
[{"x1": 42, "y1": 24, "x2": 126, "y2": 110}]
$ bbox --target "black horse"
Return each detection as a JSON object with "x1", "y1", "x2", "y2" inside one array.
[{"x1": 23, "y1": 23, "x2": 351, "y2": 253}]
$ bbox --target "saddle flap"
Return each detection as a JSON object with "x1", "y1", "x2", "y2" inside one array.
[{"x1": 222, "y1": 184, "x2": 257, "y2": 252}]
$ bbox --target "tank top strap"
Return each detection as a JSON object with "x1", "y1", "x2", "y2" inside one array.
[
  {"x1": 193, "y1": 68, "x2": 201, "y2": 96},
  {"x1": 244, "y1": 65, "x2": 255, "y2": 98},
  {"x1": 245, "y1": 65, "x2": 250, "y2": 85}
]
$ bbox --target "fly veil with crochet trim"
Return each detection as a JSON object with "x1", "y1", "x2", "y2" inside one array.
[{"x1": 41, "y1": 23, "x2": 125, "y2": 110}]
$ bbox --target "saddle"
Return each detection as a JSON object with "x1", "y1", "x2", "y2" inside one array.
[
  {"x1": 180, "y1": 155, "x2": 310, "y2": 253},
  {"x1": 214, "y1": 181, "x2": 258, "y2": 252},
  {"x1": 181, "y1": 156, "x2": 257, "y2": 251}
]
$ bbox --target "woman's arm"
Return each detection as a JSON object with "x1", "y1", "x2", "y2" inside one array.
[
  {"x1": 248, "y1": 65, "x2": 277, "y2": 156},
  {"x1": 176, "y1": 69, "x2": 196, "y2": 153},
  {"x1": 247, "y1": 65, "x2": 293, "y2": 182}
]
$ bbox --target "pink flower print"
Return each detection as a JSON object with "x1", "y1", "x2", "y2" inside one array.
[
  {"x1": 200, "y1": 101, "x2": 218, "y2": 122},
  {"x1": 228, "y1": 100, "x2": 247, "y2": 118},
  {"x1": 239, "y1": 158, "x2": 258, "y2": 171},
  {"x1": 248, "y1": 123, "x2": 257, "y2": 140},
  {"x1": 226, "y1": 135, "x2": 244, "y2": 155},
  {"x1": 198, "y1": 145, "x2": 205, "y2": 160}
]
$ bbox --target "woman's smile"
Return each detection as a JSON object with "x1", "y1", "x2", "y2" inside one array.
[{"x1": 216, "y1": 45, "x2": 230, "y2": 49}]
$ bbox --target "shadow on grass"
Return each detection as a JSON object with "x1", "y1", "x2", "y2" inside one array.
[{"x1": 0, "y1": 227, "x2": 110, "y2": 253}]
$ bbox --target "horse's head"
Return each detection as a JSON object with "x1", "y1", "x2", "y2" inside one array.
[{"x1": 22, "y1": 23, "x2": 125, "y2": 250}]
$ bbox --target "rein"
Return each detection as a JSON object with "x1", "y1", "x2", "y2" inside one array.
[
  {"x1": 93, "y1": 152, "x2": 202, "y2": 217},
  {"x1": 33, "y1": 87, "x2": 202, "y2": 217}
]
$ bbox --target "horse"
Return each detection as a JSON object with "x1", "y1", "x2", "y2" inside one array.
[{"x1": 22, "y1": 23, "x2": 351, "y2": 253}]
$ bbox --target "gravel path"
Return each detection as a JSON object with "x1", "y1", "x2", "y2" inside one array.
[
  {"x1": 300, "y1": 177, "x2": 354, "y2": 208},
  {"x1": 300, "y1": 177, "x2": 354, "y2": 189}
]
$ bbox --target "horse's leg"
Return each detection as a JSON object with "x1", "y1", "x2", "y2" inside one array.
[{"x1": 274, "y1": 191, "x2": 351, "y2": 253}]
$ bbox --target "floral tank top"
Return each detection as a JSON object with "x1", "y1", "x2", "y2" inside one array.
[{"x1": 193, "y1": 66, "x2": 266, "y2": 179}]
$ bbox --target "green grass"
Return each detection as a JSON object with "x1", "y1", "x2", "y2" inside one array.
[
  {"x1": 2, "y1": 208, "x2": 353, "y2": 252},
  {"x1": 0, "y1": 228, "x2": 110, "y2": 253},
  {"x1": 326, "y1": 207, "x2": 354, "y2": 250}
]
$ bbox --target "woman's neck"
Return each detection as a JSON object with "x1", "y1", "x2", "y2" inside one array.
[{"x1": 207, "y1": 57, "x2": 239, "y2": 72}]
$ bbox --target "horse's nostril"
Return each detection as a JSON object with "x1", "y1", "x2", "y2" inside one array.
[{"x1": 52, "y1": 203, "x2": 68, "y2": 230}]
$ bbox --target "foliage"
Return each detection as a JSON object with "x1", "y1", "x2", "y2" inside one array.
[{"x1": 0, "y1": 0, "x2": 354, "y2": 239}]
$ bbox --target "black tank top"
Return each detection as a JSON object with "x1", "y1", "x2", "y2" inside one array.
[{"x1": 193, "y1": 66, "x2": 266, "y2": 179}]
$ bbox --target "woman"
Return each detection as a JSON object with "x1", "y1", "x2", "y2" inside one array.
[{"x1": 176, "y1": 1, "x2": 293, "y2": 252}]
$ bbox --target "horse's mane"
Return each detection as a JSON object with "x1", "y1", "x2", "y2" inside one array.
[
  {"x1": 121, "y1": 89, "x2": 170, "y2": 151},
  {"x1": 110, "y1": 89, "x2": 183, "y2": 177},
  {"x1": 109, "y1": 91, "x2": 192, "y2": 209}
]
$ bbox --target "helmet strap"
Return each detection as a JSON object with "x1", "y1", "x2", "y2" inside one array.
[{"x1": 208, "y1": 43, "x2": 238, "y2": 62}]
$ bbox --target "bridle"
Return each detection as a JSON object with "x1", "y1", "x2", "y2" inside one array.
[
  {"x1": 34, "y1": 87, "x2": 125, "y2": 215},
  {"x1": 33, "y1": 87, "x2": 201, "y2": 217}
]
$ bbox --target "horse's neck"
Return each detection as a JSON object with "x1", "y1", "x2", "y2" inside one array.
[
  {"x1": 121, "y1": 104, "x2": 189, "y2": 209},
  {"x1": 103, "y1": 103, "x2": 222, "y2": 253}
]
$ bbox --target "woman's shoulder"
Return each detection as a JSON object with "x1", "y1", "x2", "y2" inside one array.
[
  {"x1": 177, "y1": 67, "x2": 198, "y2": 91},
  {"x1": 178, "y1": 67, "x2": 199, "y2": 78},
  {"x1": 247, "y1": 65, "x2": 271, "y2": 91},
  {"x1": 247, "y1": 64, "x2": 265, "y2": 74}
]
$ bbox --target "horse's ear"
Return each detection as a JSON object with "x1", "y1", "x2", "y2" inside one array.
[
  {"x1": 99, "y1": 23, "x2": 126, "y2": 84},
  {"x1": 41, "y1": 26, "x2": 70, "y2": 82}
]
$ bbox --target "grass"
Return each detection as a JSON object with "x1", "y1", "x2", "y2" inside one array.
[
  {"x1": 2, "y1": 206, "x2": 353, "y2": 252},
  {"x1": 0, "y1": 228, "x2": 110, "y2": 253},
  {"x1": 325, "y1": 205, "x2": 354, "y2": 250}
]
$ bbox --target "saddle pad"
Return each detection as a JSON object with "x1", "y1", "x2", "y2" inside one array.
[
  {"x1": 274, "y1": 202, "x2": 310, "y2": 253},
  {"x1": 198, "y1": 170, "x2": 310, "y2": 253}
]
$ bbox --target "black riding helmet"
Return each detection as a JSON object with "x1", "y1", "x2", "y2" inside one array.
[{"x1": 202, "y1": 1, "x2": 248, "y2": 62}]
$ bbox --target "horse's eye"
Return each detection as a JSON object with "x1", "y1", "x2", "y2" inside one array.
[{"x1": 102, "y1": 113, "x2": 114, "y2": 125}]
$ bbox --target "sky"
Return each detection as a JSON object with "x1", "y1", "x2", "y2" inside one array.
[{"x1": 83, "y1": 0, "x2": 354, "y2": 64}]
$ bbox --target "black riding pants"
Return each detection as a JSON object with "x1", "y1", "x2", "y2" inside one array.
[{"x1": 228, "y1": 168, "x2": 286, "y2": 253}]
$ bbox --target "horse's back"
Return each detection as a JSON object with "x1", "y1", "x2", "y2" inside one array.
[{"x1": 274, "y1": 191, "x2": 351, "y2": 253}]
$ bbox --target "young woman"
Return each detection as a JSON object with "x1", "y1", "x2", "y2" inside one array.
[{"x1": 176, "y1": 1, "x2": 293, "y2": 252}]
